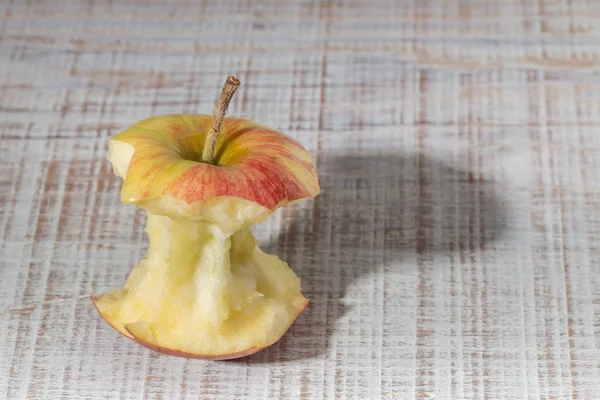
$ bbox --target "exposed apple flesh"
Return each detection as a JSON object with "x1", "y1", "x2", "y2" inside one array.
[{"x1": 93, "y1": 213, "x2": 308, "y2": 358}]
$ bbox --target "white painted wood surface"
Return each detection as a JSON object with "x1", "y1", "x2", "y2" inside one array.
[{"x1": 1, "y1": 0, "x2": 600, "y2": 398}]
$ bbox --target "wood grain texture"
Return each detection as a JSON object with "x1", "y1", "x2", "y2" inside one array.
[{"x1": 1, "y1": 0, "x2": 600, "y2": 399}]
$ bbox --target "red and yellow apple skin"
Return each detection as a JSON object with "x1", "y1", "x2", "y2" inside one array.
[
  {"x1": 94, "y1": 113, "x2": 319, "y2": 359},
  {"x1": 107, "y1": 114, "x2": 319, "y2": 231}
]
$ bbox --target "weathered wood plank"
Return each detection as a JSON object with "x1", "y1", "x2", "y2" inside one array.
[{"x1": 1, "y1": 0, "x2": 600, "y2": 398}]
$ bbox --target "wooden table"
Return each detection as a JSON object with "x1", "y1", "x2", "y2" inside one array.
[{"x1": 2, "y1": 0, "x2": 599, "y2": 398}]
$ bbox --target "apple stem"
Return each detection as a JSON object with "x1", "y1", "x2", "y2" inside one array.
[{"x1": 202, "y1": 76, "x2": 241, "y2": 164}]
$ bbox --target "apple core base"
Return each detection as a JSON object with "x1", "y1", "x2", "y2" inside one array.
[{"x1": 93, "y1": 213, "x2": 308, "y2": 358}]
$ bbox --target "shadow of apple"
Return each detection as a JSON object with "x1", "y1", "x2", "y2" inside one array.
[{"x1": 232, "y1": 150, "x2": 509, "y2": 364}]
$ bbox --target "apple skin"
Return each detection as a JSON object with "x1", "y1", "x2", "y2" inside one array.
[
  {"x1": 125, "y1": 330, "x2": 262, "y2": 360},
  {"x1": 92, "y1": 295, "x2": 309, "y2": 360},
  {"x1": 108, "y1": 114, "x2": 319, "y2": 217}
]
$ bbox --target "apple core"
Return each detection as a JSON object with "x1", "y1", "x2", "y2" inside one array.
[{"x1": 93, "y1": 77, "x2": 319, "y2": 359}]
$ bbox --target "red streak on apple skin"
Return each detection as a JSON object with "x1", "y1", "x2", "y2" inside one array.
[
  {"x1": 160, "y1": 123, "x2": 317, "y2": 210},
  {"x1": 117, "y1": 117, "x2": 319, "y2": 211},
  {"x1": 170, "y1": 157, "x2": 310, "y2": 210},
  {"x1": 221, "y1": 119, "x2": 244, "y2": 136},
  {"x1": 169, "y1": 123, "x2": 182, "y2": 134}
]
